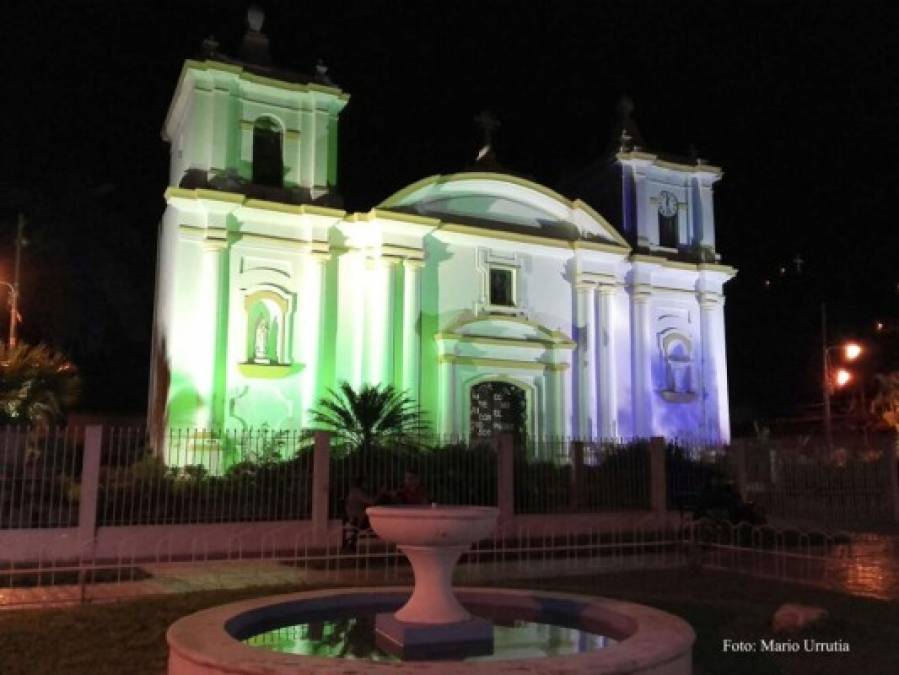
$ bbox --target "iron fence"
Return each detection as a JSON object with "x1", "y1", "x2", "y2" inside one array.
[
  {"x1": 98, "y1": 428, "x2": 313, "y2": 526},
  {"x1": 514, "y1": 438, "x2": 651, "y2": 513},
  {"x1": 328, "y1": 438, "x2": 497, "y2": 518},
  {"x1": 0, "y1": 515, "x2": 880, "y2": 610},
  {"x1": 0, "y1": 427, "x2": 83, "y2": 529}
]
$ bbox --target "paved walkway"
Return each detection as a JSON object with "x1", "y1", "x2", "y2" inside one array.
[
  {"x1": 0, "y1": 551, "x2": 688, "y2": 610},
  {"x1": 2, "y1": 534, "x2": 898, "y2": 610}
]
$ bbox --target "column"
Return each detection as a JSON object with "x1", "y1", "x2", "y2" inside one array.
[
  {"x1": 335, "y1": 251, "x2": 364, "y2": 389},
  {"x1": 402, "y1": 260, "x2": 423, "y2": 404},
  {"x1": 437, "y1": 358, "x2": 455, "y2": 438},
  {"x1": 699, "y1": 291, "x2": 730, "y2": 441},
  {"x1": 575, "y1": 283, "x2": 597, "y2": 438},
  {"x1": 699, "y1": 182, "x2": 716, "y2": 250},
  {"x1": 300, "y1": 253, "x2": 328, "y2": 426},
  {"x1": 284, "y1": 129, "x2": 301, "y2": 185},
  {"x1": 363, "y1": 257, "x2": 393, "y2": 386},
  {"x1": 197, "y1": 237, "x2": 226, "y2": 429},
  {"x1": 596, "y1": 283, "x2": 618, "y2": 437},
  {"x1": 634, "y1": 169, "x2": 652, "y2": 246},
  {"x1": 631, "y1": 285, "x2": 653, "y2": 437}
]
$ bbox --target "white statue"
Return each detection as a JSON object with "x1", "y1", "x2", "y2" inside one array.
[{"x1": 254, "y1": 318, "x2": 269, "y2": 363}]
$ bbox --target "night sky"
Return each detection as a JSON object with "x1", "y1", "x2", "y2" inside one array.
[{"x1": 2, "y1": 1, "x2": 897, "y2": 432}]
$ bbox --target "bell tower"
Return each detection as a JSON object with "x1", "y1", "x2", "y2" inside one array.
[
  {"x1": 564, "y1": 97, "x2": 722, "y2": 262},
  {"x1": 161, "y1": 6, "x2": 349, "y2": 202}
]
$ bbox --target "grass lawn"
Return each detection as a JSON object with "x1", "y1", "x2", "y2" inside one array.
[{"x1": 0, "y1": 568, "x2": 896, "y2": 675}]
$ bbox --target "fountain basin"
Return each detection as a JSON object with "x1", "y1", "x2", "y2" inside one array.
[{"x1": 167, "y1": 587, "x2": 695, "y2": 674}]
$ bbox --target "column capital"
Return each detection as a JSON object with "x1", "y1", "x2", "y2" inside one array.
[
  {"x1": 630, "y1": 284, "x2": 653, "y2": 302},
  {"x1": 201, "y1": 237, "x2": 227, "y2": 253},
  {"x1": 698, "y1": 290, "x2": 724, "y2": 308},
  {"x1": 596, "y1": 282, "x2": 619, "y2": 296},
  {"x1": 402, "y1": 258, "x2": 425, "y2": 270},
  {"x1": 307, "y1": 251, "x2": 331, "y2": 264}
]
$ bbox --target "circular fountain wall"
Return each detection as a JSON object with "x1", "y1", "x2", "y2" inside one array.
[{"x1": 167, "y1": 586, "x2": 695, "y2": 674}]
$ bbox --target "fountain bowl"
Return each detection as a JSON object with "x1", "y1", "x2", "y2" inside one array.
[
  {"x1": 366, "y1": 505, "x2": 500, "y2": 654},
  {"x1": 366, "y1": 505, "x2": 499, "y2": 547}
]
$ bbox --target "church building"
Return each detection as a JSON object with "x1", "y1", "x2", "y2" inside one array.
[{"x1": 149, "y1": 9, "x2": 735, "y2": 456}]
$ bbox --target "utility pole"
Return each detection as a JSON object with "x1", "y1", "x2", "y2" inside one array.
[
  {"x1": 8, "y1": 214, "x2": 25, "y2": 349},
  {"x1": 822, "y1": 302, "x2": 832, "y2": 449}
]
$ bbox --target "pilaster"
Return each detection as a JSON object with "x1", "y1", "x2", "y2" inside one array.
[
  {"x1": 698, "y1": 290, "x2": 729, "y2": 441},
  {"x1": 575, "y1": 283, "x2": 597, "y2": 438},
  {"x1": 300, "y1": 252, "x2": 329, "y2": 425},
  {"x1": 198, "y1": 236, "x2": 227, "y2": 428},
  {"x1": 631, "y1": 284, "x2": 653, "y2": 437},
  {"x1": 402, "y1": 260, "x2": 424, "y2": 405},
  {"x1": 596, "y1": 282, "x2": 619, "y2": 437}
]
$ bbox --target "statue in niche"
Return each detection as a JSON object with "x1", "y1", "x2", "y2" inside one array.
[
  {"x1": 659, "y1": 331, "x2": 696, "y2": 403},
  {"x1": 253, "y1": 317, "x2": 270, "y2": 364}
]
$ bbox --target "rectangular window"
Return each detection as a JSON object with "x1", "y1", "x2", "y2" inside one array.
[{"x1": 489, "y1": 267, "x2": 515, "y2": 307}]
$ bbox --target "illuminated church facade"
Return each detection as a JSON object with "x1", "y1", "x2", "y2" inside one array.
[{"x1": 149, "y1": 12, "x2": 735, "y2": 449}]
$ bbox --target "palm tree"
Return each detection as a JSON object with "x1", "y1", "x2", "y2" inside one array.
[
  {"x1": 0, "y1": 342, "x2": 81, "y2": 426},
  {"x1": 310, "y1": 382, "x2": 426, "y2": 454}
]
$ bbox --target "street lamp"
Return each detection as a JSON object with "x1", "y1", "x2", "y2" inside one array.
[
  {"x1": 834, "y1": 367, "x2": 852, "y2": 387},
  {"x1": 822, "y1": 339, "x2": 862, "y2": 448}
]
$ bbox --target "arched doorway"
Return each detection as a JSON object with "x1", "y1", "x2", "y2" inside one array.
[{"x1": 469, "y1": 380, "x2": 527, "y2": 441}]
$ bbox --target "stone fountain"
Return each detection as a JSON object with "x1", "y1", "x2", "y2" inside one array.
[
  {"x1": 167, "y1": 503, "x2": 696, "y2": 673},
  {"x1": 365, "y1": 505, "x2": 499, "y2": 659}
]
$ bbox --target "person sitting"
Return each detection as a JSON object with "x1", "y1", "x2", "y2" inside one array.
[
  {"x1": 693, "y1": 472, "x2": 765, "y2": 525},
  {"x1": 395, "y1": 470, "x2": 429, "y2": 505},
  {"x1": 342, "y1": 475, "x2": 374, "y2": 550}
]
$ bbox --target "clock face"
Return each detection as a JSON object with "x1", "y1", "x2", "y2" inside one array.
[{"x1": 658, "y1": 191, "x2": 678, "y2": 218}]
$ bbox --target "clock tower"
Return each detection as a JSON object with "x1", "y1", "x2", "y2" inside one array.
[{"x1": 566, "y1": 97, "x2": 722, "y2": 263}]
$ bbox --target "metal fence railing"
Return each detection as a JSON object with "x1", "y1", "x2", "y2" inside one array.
[
  {"x1": 2, "y1": 425, "x2": 896, "y2": 535},
  {"x1": 0, "y1": 427, "x2": 84, "y2": 529},
  {"x1": 2, "y1": 516, "x2": 881, "y2": 609},
  {"x1": 514, "y1": 438, "x2": 651, "y2": 514},
  {"x1": 582, "y1": 440, "x2": 651, "y2": 510},
  {"x1": 98, "y1": 428, "x2": 313, "y2": 526},
  {"x1": 328, "y1": 438, "x2": 497, "y2": 518}
]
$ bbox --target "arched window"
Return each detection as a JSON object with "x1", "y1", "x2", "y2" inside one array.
[{"x1": 252, "y1": 117, "x2": 283, "y2": 187}]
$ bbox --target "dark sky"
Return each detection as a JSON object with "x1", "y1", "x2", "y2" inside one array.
[{"x1": 2, "y1": 0, "x2": 897, "y2": 430}]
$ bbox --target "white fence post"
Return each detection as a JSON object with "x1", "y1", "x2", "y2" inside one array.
[
  {"x1": 311, "y1": 430, "x2": 331, "y2": 546},
  {"x1": 78, "y1": 426, "x2": 103, "y2": 558},
  {"x1": 650, "y1": 436, "x2": 667, "y2": 516}
]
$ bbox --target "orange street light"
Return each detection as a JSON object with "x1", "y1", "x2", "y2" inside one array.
[
  {"x1": 834, "y1": 368, "x2": 852, "y2": 388},
  {"x1": 844, "y1": 343, "x2": 862, "y2": 361}
]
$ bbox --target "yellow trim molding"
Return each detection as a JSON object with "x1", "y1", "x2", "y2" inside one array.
[
  {"x1": 238, "y1": 362, "x2": 303, "y2": 379},
  {"x1": 438, "y1": 354, "x2": 569, "y2": 371}
]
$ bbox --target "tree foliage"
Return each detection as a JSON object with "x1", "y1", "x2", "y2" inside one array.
[
  {"x1": 0, "y1": 342, "x2": 80, "y2": 426},
  {"x1": 310, "y1": 381, "x2": 426, "y2": 454},
  {"x1": 871, "y1": 371, "x2": 899, "y2": 430}
]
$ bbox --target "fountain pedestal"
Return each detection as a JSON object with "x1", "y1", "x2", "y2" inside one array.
[{"x1": 366, "y1": 505, "x2": 499, "y2": 660}]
